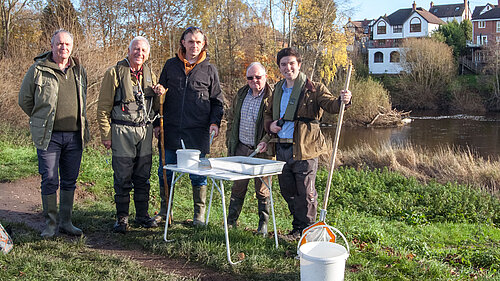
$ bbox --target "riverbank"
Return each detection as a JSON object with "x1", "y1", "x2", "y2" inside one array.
[{"x1": 1, "y1": 124, "x2": 499, "y2": 280}]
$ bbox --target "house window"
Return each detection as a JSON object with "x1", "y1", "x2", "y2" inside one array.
[
  {"x1": 374, "y1": 52, "x2": 384, "y2": 63},
  {"x1": 477, "y1": 35, "x2": 488, "y2": 45},
  {"x1": 410, "y1": 18, "x2": 421, "y2": 32},
  {"x1": 390, "y1": 51, "x2": 400, "y2": 62},
  {"x1": 478, "y1": 21, "x2": 486, "y2": 28},
  {"x1": 497, "y1": 22, "x2": 500, "y2": 32},
  {"x1": 377, "y1": 21, "x2": 386, "y2": 34},
  {"x1": 393, "y1": 25, "x2": 403, "y2": 33}
]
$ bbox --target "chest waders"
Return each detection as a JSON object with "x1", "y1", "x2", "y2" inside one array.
[{"x1": 111, "y1": 60, "x2": 158, "y2": 233}]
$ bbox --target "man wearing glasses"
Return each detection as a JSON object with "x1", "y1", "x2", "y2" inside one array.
[
  {"x1": 153, "y1": 27, "x2": 224, "y2": 226},
  {"x1": 225, "y1": 62, "x2": 273, "y2": 236}
]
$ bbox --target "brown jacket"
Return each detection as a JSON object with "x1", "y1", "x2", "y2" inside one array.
[{"x1": 264, "y1": 78, "x2": 343, "y2": 160}]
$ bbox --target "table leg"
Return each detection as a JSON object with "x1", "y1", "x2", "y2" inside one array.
[
  {"x1": 206, "y1": 177, "x2": 216, "y2": 225},
  {"x1": 260, "y1": 176, "x2": 279, "y2": 249},
  {"x1": 218, "y1": 179, "x2": 243, "y2": 265},
  {"x1": 163, "y1": 171, "x2": 183, "y2": 242}
]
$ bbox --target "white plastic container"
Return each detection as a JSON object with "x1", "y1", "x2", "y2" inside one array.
[
  {"x1": 298, "y1": 225, "x2": 350, "y2": 281},
  {"x1": 176, "y1": 149, "x2": 200, "y2": 169},
  {"x1": 299, "y1": 242, "x2": 348, "y2": 281},
  {"x1": 208, "y1": 156, "x2": 285, "y2": 175}
]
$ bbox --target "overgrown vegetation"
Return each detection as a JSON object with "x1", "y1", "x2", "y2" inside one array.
[
  {"x1": 1, "y1": 125, "x2": 499, "y2": 280},
  {"x1": 394, "y1": 38, "x2": 456, "y2": 110},
  {"x1": 432, "y1": 19, "x2": 472, "y2": 58}
]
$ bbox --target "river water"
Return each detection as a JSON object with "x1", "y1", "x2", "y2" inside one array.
[{"x1": 324, "y1": 112, "x2": 500, "y2": 160}]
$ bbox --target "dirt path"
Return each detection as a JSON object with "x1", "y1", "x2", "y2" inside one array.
[{"x1": 0, "y1": 176, "x2": 240, "y2": 281}]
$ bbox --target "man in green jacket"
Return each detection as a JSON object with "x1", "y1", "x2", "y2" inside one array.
[
  {"x1": 18, "y1": 29, "x2": 88, "y2": 238},
  {"x1": 97, "y1": 36, "x2": 162, "y2": 233},
  {"x1": 226, "y1": 62, "x2": 273, "y2": 236},
  {"x1": 264, "y1": 47, "x2": 352, "y2": 239}
]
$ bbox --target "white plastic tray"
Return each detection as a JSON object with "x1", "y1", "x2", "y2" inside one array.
[{"x1": 208, "y1": 156, "x2": 286, "y2": 175}]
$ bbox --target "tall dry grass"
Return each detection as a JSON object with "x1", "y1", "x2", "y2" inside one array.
[{"x1": 336, "y1": 142, "x2": 500, "y2": 196}]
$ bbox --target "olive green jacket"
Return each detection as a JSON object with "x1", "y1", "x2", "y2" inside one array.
[
  {"x1": 97, "y1": 59, "x2": 159, "y2": 141},
  {"x1": 264, "y1": 78, "x2": 343, "y2": 160},
  {"x1": 18, "y1": 52, "x2": 89, "y2": 150},
  {"x1": 226, "y1": 83, "x2": 274, "y2": 158}
]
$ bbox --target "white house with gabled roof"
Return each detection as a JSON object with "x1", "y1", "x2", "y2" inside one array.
[{"x1": 368, "y1": 1, "x2": 445, "y2": 74}]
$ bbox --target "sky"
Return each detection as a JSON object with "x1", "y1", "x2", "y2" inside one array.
[{"x1": 348, "y1": 0, "x2": 489, "y2": 21}]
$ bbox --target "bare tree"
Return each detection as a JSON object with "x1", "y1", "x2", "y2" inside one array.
[{"x1": 0, "y1": 0, "x2": 31, "y2": 57}]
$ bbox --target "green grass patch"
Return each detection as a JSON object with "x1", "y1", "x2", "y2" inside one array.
[
  {"x1": 1, "y1": 125, "x2": 499, "y2": 280},
  {"x1": 0, "y1": 223, "x2": 193, "y2": 281}
]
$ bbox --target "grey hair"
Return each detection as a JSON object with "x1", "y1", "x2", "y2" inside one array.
[
  {"x1": 129, "y1": 36, "x2": 151, "y2": 53},
  {"x1": 246, "y1": 62, "x2": 266, "y2": 76},
  {"x1": 51, "y1": 29, "x2": 73, "y2": 45}
]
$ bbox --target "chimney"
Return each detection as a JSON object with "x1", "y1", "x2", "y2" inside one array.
[
  {"x1": 430, "y1": 1, "x2": 434, "y2": 8},
  {"x1": 412, "y1": 1, "x2": 416, "y2": 10},
  {"x1": 464, "y1": 0, "x2": 469, "y2": 20}
]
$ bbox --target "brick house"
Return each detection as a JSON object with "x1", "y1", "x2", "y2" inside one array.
[
  {"x1": 345, "y1": 18, "x2": 374, "y2": 53},
  {"x1": 471, "y1": 2, "x2": 500, "y2": 45}
]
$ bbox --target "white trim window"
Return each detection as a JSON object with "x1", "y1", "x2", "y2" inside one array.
[
  {"x1": 478, "y1": 21, "x2": 486, "y2": 28},
  {"x1": 477, "y1": 35, "x2": 488, "y2": 45},
  {"x1": 390, "y1": 51, "x2": 400, "y2": 63},
  {"x1": 393, "y1": 25, "x2": 403, "y2": 33},
  {"x1": 377, "y1": 21, "x2": 387, "y2": 35},
  {"x1": 410, "y1": 17, "x2": 421, "y2": 32},
  {"x1": 497, "y1": 21, "x2": 500, "y2": 33}
]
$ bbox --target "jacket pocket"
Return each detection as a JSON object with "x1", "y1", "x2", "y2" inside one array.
[{"x1": 29, "y1": 116, "x2": 48, "y2": 147}]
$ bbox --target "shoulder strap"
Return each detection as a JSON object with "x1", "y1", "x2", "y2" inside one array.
[{"x1": 273, "y1": 72, "x2": 307, "y2": 121}]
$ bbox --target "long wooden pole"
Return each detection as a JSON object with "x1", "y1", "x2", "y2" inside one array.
[
  {"x1": 320, "y1": 64, "x2": 352, "y2": 222},
  {"x1": 159, "y1": 91, "x2": 172, "y2": 225}
]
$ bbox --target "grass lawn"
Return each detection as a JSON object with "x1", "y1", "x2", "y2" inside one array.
[{"x1": 1, "y1": 126, "x2": 499, "y2": 281}]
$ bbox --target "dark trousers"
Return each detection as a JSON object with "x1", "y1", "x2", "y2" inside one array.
[
  {"x1": 111, "y1": 124, "x2": 153, "y2": 218},
  {"x1": 230, "y1": 142, "x2": 270, "y2": 200},
  {"x1": 37, "y1": 131, "x2": 83, "y2": 195},
  {"x1": 276, "y1": 144, "x2": 318, "y2": 231}
]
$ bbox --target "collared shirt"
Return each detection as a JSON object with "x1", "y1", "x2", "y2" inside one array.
[
  {"x1": 238, "y1": 88, "x2": 265, "y2": 146},
  {"x1": 278, "y1": 82, "x2": 295, "y2": 139}
]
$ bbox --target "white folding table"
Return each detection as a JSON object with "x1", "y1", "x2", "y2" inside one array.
[{"x1": 163, "y1": 164, "x2": 281, "y2": 265}]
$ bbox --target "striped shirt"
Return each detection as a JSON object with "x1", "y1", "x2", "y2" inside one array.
[{"x1": 238, "y1": 88, "x2": 265, "y2": 146}]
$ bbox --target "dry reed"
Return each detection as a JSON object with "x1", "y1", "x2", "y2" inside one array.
[{"x1": 337, "y1": 141, "x2": 500, "y2": 196}]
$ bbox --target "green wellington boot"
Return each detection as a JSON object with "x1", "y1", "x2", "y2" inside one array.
[
  {"x1": 58, "y1": 189, "x2": 83, "y2": 236},
  {"x1": 227, "y1": 197, "x2": 244, "y2": 228},
  {"x1": 257, "y1": 197, "x2": 270, "y2": 237},
  {"x1": 41, "y1": 193, "x2": 58, "y2": 238},
  {"x1": 192, "y1": 185, "x2": 207, "y2": 226}
]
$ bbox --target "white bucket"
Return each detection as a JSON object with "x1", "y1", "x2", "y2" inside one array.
[
  {"x1": 176, "y1": 149, "x2": 201, "y2": 169},
  {"x1": 299, "y1": 241, "x2": 349, "y2": 281}
]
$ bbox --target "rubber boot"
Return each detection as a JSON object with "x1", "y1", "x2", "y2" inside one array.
[
  {"x1": 58, "y1": 189, "x2": 83, "y2": 236},
  {"x1": 227, "y1": 197, "x2": 244, "y2": 228},
  {"x1": 41, "y1": 193, "x2": 58, "y2": 238},
  {"x1": 192, "y1": 185, "x2": 207, "y2": 226},
  {"x1": 257, "y1": 197, "x2": 270, "y2": 237}
]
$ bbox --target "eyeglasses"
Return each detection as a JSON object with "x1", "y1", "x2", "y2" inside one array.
[{"x1": 247, "y1": 75, "x2": 263, "y2": 80}]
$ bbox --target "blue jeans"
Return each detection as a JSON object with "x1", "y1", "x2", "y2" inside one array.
[
  {"x1": 37, "y1": 131, "x2": 83, "y2": 195},
  {"x1": 158, "y1": 149, "x2": 207, "y2": 188}
]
